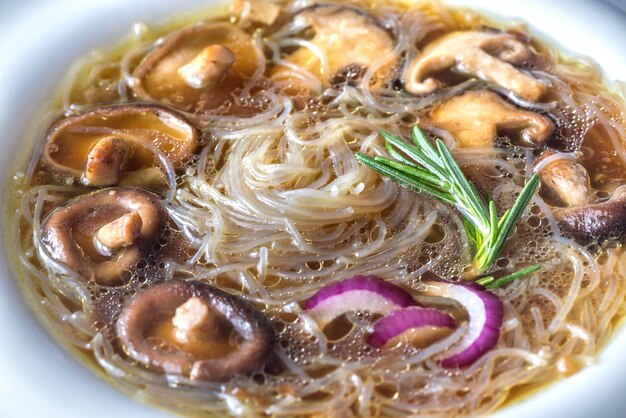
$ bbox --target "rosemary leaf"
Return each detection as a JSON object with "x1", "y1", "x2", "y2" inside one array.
[
  {"x1": 485, "y1": 265, "x2": 542, "y2": 289},
  {"x1": 476, "y1": 276, "x2": 495, "y2": 286},
  {"x1": 385, "y1": 141, "x2": 419, "y2": 167},
  {"x1": 435, "y1": 139, "x2": 490, "y2": 230},
  {"x1": 477, "y1": 174, "x2": 540, "y2": 271},
  {"x1": 488, "y1": 200, "x2": 499, "y2": 246},
  {"x1": 373, "y1": 157, "x2": 446, "y2": 189},
  {"x1": 355, "y1": 153, "x2": 455, "y2": 204},
  {"x1": 411, "y1": 125, "x2": 440, "y2": 162},
  {"x1": 380, "y1": 131, "x2": 446, "y2": 179}
]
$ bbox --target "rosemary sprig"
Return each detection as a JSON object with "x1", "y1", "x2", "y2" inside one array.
[
  {"x1": 476, "y1": 265, "x2": 542, "y2": 289},
  {"x1": 356, "y1": 126, "x2": 540, "y2": 273}
]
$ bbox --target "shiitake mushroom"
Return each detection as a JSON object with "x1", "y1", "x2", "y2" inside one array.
[
  {"x1": 271, "y1": 4, "x2": 396, "y2": 92},
  {"x1": 42, "y1": 103, "x2": 198, "y2": 190},
  {"x1": 41, "y1": 187, "x2": 168, "y2": 286},
  {"x1": 132, "y1": 22, "x2": 260, "y2": 115},
  {"x1": 537, "y1": 151, "x2": 626, "y2": 242},
  {"x1": 116, "y1": 279, "x2": 276, "y2": 382}
]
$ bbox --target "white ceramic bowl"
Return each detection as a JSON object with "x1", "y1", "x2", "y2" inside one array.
[{"x1": 1, "y1": 1, "x2": 625, "y2": 417}]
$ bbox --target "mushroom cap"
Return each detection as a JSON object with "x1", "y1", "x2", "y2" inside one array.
[
  {"x1": 41, "y1": 188, "x2": 167, "y2": 286},
  {"x1": 42, "y1": 103, "x2": 198, "y2": 185},
  {"x1": 132, "y1": 22, "x2": 259, "y2": 115},
  {"x1": 116, "y1": 279, "x2": 276, "y2": 381},
  {"x1": 272, "y1": 4, "x2": 396, "y2": 89},
  {"x1": 554, "y1": 186, "x2": 626, "y2": 241}
]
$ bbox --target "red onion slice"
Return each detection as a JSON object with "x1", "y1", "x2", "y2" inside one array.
[
  {"x1": 304, "y1": 275, "x2": 416, "y2": 327},
  {"x1": 367, "y1": 306, "x2": 456, "y2": 349},
  {"x1": 422, "y1": 281, "x2": 503, "y2": 368}
]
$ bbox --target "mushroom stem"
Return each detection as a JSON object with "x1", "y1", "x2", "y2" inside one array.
[
  {"x1": 537, "y1": 151, "x2": 596, "y2": 207},
  {"x1": 96, "y1": 211, "x2": 143, "y2": 251},
  {"x1": 83, "y1": 136, "x2": 131, "y2": 186},
  {"x1": 178, "y1": 45, "x2": 235, "y2": 89},
  {"x1": 172, "y1": 297, "x2": 215, "y2": 344}
]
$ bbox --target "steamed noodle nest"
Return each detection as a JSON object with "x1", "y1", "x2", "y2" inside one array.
[{"x1": 9, "y1": 0, "x2": 626, "y2": 416}]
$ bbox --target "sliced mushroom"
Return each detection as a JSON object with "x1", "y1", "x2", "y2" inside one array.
[
  {"x1": 429, "y1": 90, "x2": 554, "y2": 148},
  {"x1": 272, "y1": 5, "x2": 396, "y2": 89},
  {"x1": 43, "y1": 104, "x2": 197, "y2": 189},
  {"x1": 537, "y1": 152, "x2": 626, "y2": 240},
  {"x1": 116, "y1": 279, "x2": 276, "y2": 381},
  {"x1": 132, "y1": 23, "x2": 259, "y2": 115},
  {"x1": 41, "y1": 188, "x2": 167, "y2": 286},
  {"x1": 406, "y1": 31, "x2": 545, "y2": 101}
]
